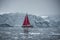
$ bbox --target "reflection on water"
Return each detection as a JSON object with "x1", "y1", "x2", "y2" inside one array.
[{"x1": 0, "y1": 27, "x2": 60, "y2": 40}]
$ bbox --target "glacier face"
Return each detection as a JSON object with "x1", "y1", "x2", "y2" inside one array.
[{"x1": 0, "y1": 13, "x2": 60, "y2": 28}]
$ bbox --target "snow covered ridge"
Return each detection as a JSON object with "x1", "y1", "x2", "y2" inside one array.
[{"x1": 0, "y1": 13, "x2": 60, "y2": 28}]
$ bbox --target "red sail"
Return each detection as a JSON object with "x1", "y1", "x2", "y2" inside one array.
[{"x1": 22, "y1": 14, "x2": 31, "y2": 27}]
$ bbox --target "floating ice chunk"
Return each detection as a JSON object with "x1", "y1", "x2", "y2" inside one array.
[{"x1": 5, "y1": 32, "x2": 11, "y2": 34}]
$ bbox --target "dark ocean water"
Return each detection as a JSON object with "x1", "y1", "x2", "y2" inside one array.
[{"x1": 0, "y1": 26, "x2": 60, "y2": 40}]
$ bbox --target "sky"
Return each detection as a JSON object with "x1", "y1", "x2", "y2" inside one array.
[{"x1": 0, "y1": 0, "x2": 60, "y2": 16}]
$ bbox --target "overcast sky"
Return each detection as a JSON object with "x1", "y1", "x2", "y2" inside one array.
[{"x1": 0, "y1": 0, "x2": 60, "y2": 16}]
